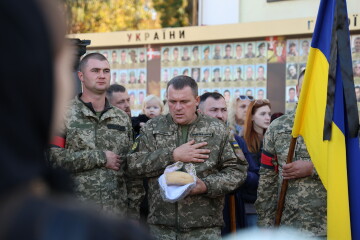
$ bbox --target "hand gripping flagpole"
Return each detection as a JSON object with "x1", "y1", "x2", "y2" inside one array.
[{"x1": 275, "y1": 137, "x2": 297, "y2": 226}]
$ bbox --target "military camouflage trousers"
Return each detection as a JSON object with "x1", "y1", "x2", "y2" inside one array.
[{"x1": 149, "y1": 224, "x2": 221, "y2": 240}]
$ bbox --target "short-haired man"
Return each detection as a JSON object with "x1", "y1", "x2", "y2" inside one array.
[
  {"x1": 128, "y1": 76, "x2": 248, "y2": 239},
  {"x1": 213, "y1": 45, "x2": 221, "y2": 60},
  {"x1": 257, "y1": 42, "x2": 266, "y2": 58},
  {"x1": 198, "y1": 92, "x2": 228, "y2": 122},
  {"x1": 287, "y1": 64, "x2": 298, "y2": 80},
  {"x1": 107, "y1": 84, "x2": 132, "y2": 117},
  {"x1": 212, "y1": 68, "x2": 222, "y2": 82},
  {"x1": 245, "y1": 43, "x2": 255, "y2": 58},
  {"x1": 224, "y1": 44, "x2": 233, "y2": 59},
  {"x1": 287, "y1": 42, "x2": 298, "y2": 56},
  {"x1": 120, "y1": 50, "x2": 127, "y2": 65},
  {"x1": 223, "y1": 67, "x2": 232, "y2": 81},
  {"x1": 192, "y1": 46, "x2": 200, "y2": 61},
  {"x1": 256, "y1": 70, "x2": 326, "y2": 237},
  {"x1": 198, "y1": 92, "x2": 248, "y2": 236},
  {"x1": 162, "y1": 48, "x2": 170, "y2": 63},
  {"x1": 181, "y1": 47, "x2": 190, "y2": 61},
  {"x1": 111, "y1": 50, "x2": 119, "y2": 68},
  {"x1": 235, "y1": 44, "x2": 243, "y2": 59},
  {"x1": 50, "y1": 53, "x2": 143, "y2": 218},
  {"x1": 257, "y1": 89, "x2": 265, "y2": 100},
  {"x1": 301, "y1": 40, "x2": 310, "y2": 56},
  {"x1": 235, "y1": 67, "x2": 243, "y2": 81},
  {"x1": 353, "y1": 36, "x2": 360, "y2": 53},
  {"x1": 173, "y1": 47, "x2": 179, "y2": 62},
  {"x1": 203, "y1": 46, "x2": 210, "y2": 60},
  {"x1": 202, "y1": 68, "x2": 210, "y2": 82},
  {"x1": 287, "y1": 87, "x2": 296, "y2": 103},
  {"x1": 256, "y1": 66, "x2": 266, "y2": 81},
  {"x1": 246, "y1": 66, "x2": 254, "y2": 81}
]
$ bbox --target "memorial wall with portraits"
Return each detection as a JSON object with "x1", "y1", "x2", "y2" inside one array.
[{"x1": 88, "y1": 33, "x2": 360, "y2": 116}]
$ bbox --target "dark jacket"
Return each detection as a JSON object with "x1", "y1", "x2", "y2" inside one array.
[
  {"x1": 131, "y1": 114, "x2": 150, "y2": 137},
  {"x1": 235, "y1": 135, "x2": 261, "y2": 204}
]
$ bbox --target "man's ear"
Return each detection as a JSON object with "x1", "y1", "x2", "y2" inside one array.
[
  {"x1": 195, "y1": 96, "x2": 200, "y2": 107},
  {"x1": 77, "y1": 71, "x2": 84, "y2": 83}
]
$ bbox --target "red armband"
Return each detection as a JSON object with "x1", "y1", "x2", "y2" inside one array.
[
  {"x1": 261, "y1": 150, "x2": 278, "y2": 172},
  {"x1": 50, "y1": 136, "x2": 65, "y2": 148}
]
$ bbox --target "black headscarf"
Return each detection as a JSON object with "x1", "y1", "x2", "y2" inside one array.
[{"x1": 0, "y1": 0, "x2": 54, "y2": 195}]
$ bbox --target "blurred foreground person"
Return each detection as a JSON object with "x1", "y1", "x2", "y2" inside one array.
[{"x1": 0, "y1": 1, "x2": 151, "y2": 239}]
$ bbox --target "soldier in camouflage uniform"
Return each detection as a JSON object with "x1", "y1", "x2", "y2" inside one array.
[
  {"x1": 50, "y1": 53, "x2": 143, "y2": 218},
  {"x1": 128, "y1": 76, "x2": 248, "y2": 240},
  {"x1": 255, "y1": 70, "x2": 327, "y2": 237}
]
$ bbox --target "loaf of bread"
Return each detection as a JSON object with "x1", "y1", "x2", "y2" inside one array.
[{"x1": 165, "y1": 171, "x2": 194, "y2": 186}]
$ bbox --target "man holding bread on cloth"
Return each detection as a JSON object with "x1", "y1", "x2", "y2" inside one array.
[{"x1": 128, "y1": 75, "x2": 248, "y2": 240}]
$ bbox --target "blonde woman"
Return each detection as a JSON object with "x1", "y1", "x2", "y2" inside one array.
[{"x1": 228, "y1": 95, "x2": 254, "y2": 136}]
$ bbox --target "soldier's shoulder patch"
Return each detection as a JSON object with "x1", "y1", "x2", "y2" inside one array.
[
  {"x1": 231, "y1": 141, "x2": 246, "y2": 161},
  {"x1": 231, "y1": 141, "x2": 240, "y2": 149}
]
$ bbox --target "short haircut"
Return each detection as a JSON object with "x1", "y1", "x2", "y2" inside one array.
[
  {"x1": 163, "y1": 48, "x2": 169, "y2": 53},
  {"x1": 79, "y1": 53, "x2": 108, "y2": 72},
  {"x1": 289, "y1": 87, "x2": 295, "y2": 92},
  {"x1": 106, "y1": 84, "x2": 126, "y2": 99},
  {"x1": 199, "y1": 92, "x2": 224, "y2": 104},
  {"x1": 204, "y1": 46, "x2": 210, "y2": 52},
  {"x1": 302, "y1": 40, "x2": 309, "y2": 46},
  {"x1": 225, "y1": 44, "x2": 231, "y2": 49},
  {"x1": 258, "y1": 42, "x2": 265, "y2": 48},
  {"x1": 167, "y1": 75, "x2": 198, "y2": 97},
  {"x1": 193, "y1": 46, "x2": 198, "y2": 51}
]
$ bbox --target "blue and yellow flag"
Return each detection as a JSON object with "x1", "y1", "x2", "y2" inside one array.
[{"x1": 292, "y1": 0, "x2": 360, "y2": 239}]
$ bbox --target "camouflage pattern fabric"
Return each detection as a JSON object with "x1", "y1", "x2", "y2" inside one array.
[
  {"x1": 149, "y1": 224, "x2": 221, "y2": 240},
  {"x1": 50, "y1": 96, "x2": 144, "y2": 218},
  {"x1": 255, "y1": 109, "x2": 327, "y2": 237},
  {"x1": 128, "y1": 113, "x2": 248, "y2": 232}
]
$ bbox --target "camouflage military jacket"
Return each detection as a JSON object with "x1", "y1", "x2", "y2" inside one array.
[
  {"x1": 255, "y1": 109, "x2": 327, "y2": 237},
  {"x1": 50, "y1": 95, "x2": 143, "y2": 218},
  {"x1": 128, "y1": 113, "x2": 248, "y2": 230}
]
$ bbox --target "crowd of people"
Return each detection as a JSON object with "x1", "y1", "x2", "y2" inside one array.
[
  {"x1": 46, "y1": 48, "x2": 327, "y2": 239},
  {"x1": 3, "y1": 0, "x2": 329, "y2": 239}
]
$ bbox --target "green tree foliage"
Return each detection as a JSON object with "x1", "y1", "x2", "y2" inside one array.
[
  {"x1": 66, "y1": 0, "x2": 162, "y2": 33},
  {"x1": 152, "y1": 0, "x2": 190, "y2": 28}
]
